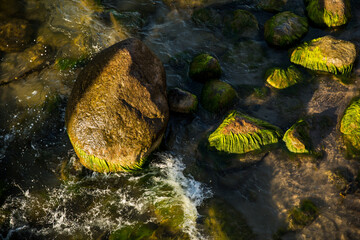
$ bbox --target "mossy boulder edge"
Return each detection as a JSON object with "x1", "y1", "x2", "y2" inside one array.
[
  {"x1": 208, "y1": 111, "x2": 283, "y2": 154},
  {"x1": 290, "y1": 35, "x2": 356, "y2": 75},
  {"x1": 265, "y1": 65, "x2": 302, "y2": 89},
  {"x1": 340, "y1": 98, "x2": 360, "y2": 156},
  {"x1": 189, "y1": 54, "x2": 221, "y2": 82},
  {"x1": 283, "y1": 119, "x2": 311, "y2": 154},
  {"x1": 65, "y1": 38, "x2": 169, "y2": 173}
]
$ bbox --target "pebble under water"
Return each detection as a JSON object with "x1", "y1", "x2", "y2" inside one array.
[{"x1": 1, "y1": 0, "x2": 360, "y2": 239}]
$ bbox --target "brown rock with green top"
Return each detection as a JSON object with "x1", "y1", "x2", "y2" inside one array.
[
  {"x1": 265, "y1": 65, "x2": 302, "y2": 89},
  {"x1": 65, "y1": 38, "x2": 169, "y2": 173},
  {"x1": 0, "y1": 18, "x2": 33, "y2": 52},
  {"x1": 283, "y1": 119, "x2": 311, "y2": 154},
  {"x1": 290, "y1": 35, "x2": 356, "y2": 75},
  {"x1": 264, "y1": 11, "x2": 308, "y2": 47},
  {"x1": 201, "y1": 80, "x2": 237, "y2": 113},
  {"x1": 189, "y1": 54, "x2": 221, "y2": 82},
  {"x1": 168, "y1": 88, "x2": 198, "y2": 114},
  {"x1": 306, "y1": 0, "x2": 351, "y2": 27},
  {"x1": 223, "y1": 9, "x2": 259, "y2": 39}
]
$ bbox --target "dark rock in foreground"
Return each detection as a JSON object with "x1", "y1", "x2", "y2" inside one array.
[
  {"x1": 290, "y1": 35, "x2": 356, "y2": 75},
  {"x1": 65, "y1": 38, "x2": 169, "y2": 172}
]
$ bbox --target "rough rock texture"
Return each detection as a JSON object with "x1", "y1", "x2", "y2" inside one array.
[
  {"x1": 168, "y1": 88, "x2": 198, "y2": 114},
  {"x1": 258, "y1": 0, "x2": 287, "y2": 12},
  {"x1": 189, "y1": 54, "x2": 221, "y2": 82},
  {"x1": 290, "y1": 35, "x2": 357, "y2": 75},
  {"x1": 65, "y1": 38, "x2": 169, "y2": 172},
  {"x1": 264, "y1": 11, "x2": 308, "y2": 47},
  {"x1": 223, "y1": 9, "x2": 259, "y2": 39},
  {"x1": 306, "y1": 0, "x2": 351, "y2": 27},
  {"x1": 283, "y1": 119, "x2": 311, "y2": 154},
  {"x1": 265, "y1": 65, "x2": 302, "y2": 89},
  {"x1": 201, "y1": 80, "x2": 237, "y2": 113},
  {"x1": 208, "y1": 111, "x2": 282, "y2": 154},
  {"x1": 0, "y1": 18, "x2": 33, "y2": 52}
]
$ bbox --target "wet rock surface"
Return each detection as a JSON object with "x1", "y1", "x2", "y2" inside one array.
[
  {"x1": 0, "y1": 18, "x2": 33, "y2": 52},
  {"x1": 168, "y1": 88, "x2": 198, "y2": 114},
  {"x1": 65, "y1": 38, "x2": 169, "y2": 172}
]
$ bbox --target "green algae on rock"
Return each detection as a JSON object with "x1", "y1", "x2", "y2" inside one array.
[
  {"x1": 203, "y1": 199, "x2": 255, "y2": 240},
  {"x1": 283, "y1": 119, "x2": 311, "y2": 154},
  {"x1": 264, "y1": 11, "x2": 308, "y2": 47},
  {"x1": 208, "y1": 111, "x2": 282, "y2": 154},
  {"x1": 288, "y1": 199, "x2": 319, "y2": 230},
  {"x1": 306, "y1": 0, "x2": 351, "y2": 27},
  {"x1": 265, "y1": 65, "x2": 302, "y2": 89},
  {"x1": 201, "y1": 80, "x2": 237, "y2": 113},
  {"x1": 223, "y1": 9, "x2": 259, "y2": 39},
  {"x1": 340, "y1": 98, "x2": 360, "y2": 135},
  {"x1": 189, "y1": 54, "x2": 221, "y2": 82},
  {"x1": 168, "y1": 88, "x2": 198, "y2": 114},
  {"x1": 65, "y1": 38, "x2": 169, "y2": 173},
  {"x1": 290, "y1": 35, "x2": 356, "y2": 75},
  {"x1": 258, "y1": 0, "x2": 287, "y2": 12},
  {"x1": 56, "y1": 56, "x2": 88, "y2": 71},
  {"x1": 0, "y1": 18, "x2": 33, "y2": 52}
]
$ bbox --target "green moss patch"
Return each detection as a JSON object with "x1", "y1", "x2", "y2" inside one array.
[
  {"x1": 264, "y1": 11, "x2": 308, "y2": 47},
  {"x1": 340, "y1": 98, "x2": 360, "y2": 135},
  {"x1": 189, "y1": 54, "x2": 221, "y2": 82},
  {"x1": 208, "y1": 111, "x2": 282, "y2": 154},
  {"x1": 56, "y1": 56, "x2": 88, "y2": 70},
  {"x1": 288, "y1": 199, "x2": 319, "y2": 230},
  {"x1": 201, "y1": 80, "x2": 237, "y2": 113},
  {"x1": 290, "y1": 35, "x2": 356, "y2": 75},
  {"x1": 283, "y1": 119, "x2": 311, "y2": 154},
  {"x1": 306, "y1": 0, "x2": 351, "y2": 27},
  {"x1": 265, "y1": 65, "x2": 302, "y2": 89}
]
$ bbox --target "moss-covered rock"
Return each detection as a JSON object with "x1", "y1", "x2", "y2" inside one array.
[
  {"x1": 265, "y1": 65, "x2": 302, "y2": 89},
  {"x1": 290, "y1": 35, "x2": 356, "y2": 75},
  {"x1": 168, "y1": 88, "x2": 198, "y2": 114},
  {"x1": 202, "y1": 199, "x2": 255, "y2": 240},
  {"x1": 305, "y1": 0, "x2": 351, "y2": 27},
  {"x1": 258, "y1": 0, "x2": 287, "y2": 12},
  {"x1": 264, "y1": 11, "x2": 308, "y2": 47},
  {"x1": 189, "y1": 54, "x2": 221, "y2": 82},
  {"x1": 109, "y1": 223, "x2": 157, "y2": 240},
  {"x1": 0, "y1": 18, "x2": 33, "y2": 52},
  {"x1": 283, "y1": 119, "x2": 311, "y2": 154},
  {"x1": 223, "y1": 9, "x2": 259, "y2": 39},
  {"x1": 192, "y1": 8, "x2": 222, "y2": 28},
  {"x1": 326, "y1": 167, "x2": 353, "y2": 191},
  {"x1": 340, "y1": 98, "x2": 360, "y2": 157},
  {"x1": 208, "y1": 111, "x2": 283, "y2": 154},
  {"x1": 201, "y1": 80, "x2": 237, "y2": 113},
  {"x1": 65, "y1": 38, "x2": 169, "y2": 173},
  {"x1": 288, "y1": 199, "x2": 319, "y2": 230}
]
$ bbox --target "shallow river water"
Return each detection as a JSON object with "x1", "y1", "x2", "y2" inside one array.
[{"x1": 1, "y1": 0, "x2": 360, "y2": 239}]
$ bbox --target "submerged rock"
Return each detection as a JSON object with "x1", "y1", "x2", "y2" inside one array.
[
  {"x1": 223, "y1": 9, "x2": 259, "y2": 39},
  {"x1": 258, "y1": 0, "x2": 287, "y2": 12},
  {"x1": 208, "y1": 111, "x2": 282, "y2": 154},
  {"x1": 201, "y1": 80, "x2": 237, "y2": 113},
  {"x1": 168, "y1": 88, "x2": 198, "y2": 114},
  {"x1": 192, "y1": 8, "x2": 222, "y2": 29},
  {"x1": 305, "y1": 0, "x2": 351, "y2": 27},
  {"x1": 0, "y1": 18, "x2": 33, "y2": 52},
  {"x1": 189, "y1": 54, "x2": 221, "y2": 82},
  {"x1": 202, "y1": 199, "x2": 255, "y2": 240},
  {"x1": 287, "y1": 199, "x2": 319, "y2": 230},
  {"x1": 265, "y1": 65, "x2": 302, "y2": 89},
  {"x1": 283, "y1": 119, "x2": 311, "y2": 154},
  {"x1": 264, "y1": 11, "x2": 308, "y2": 47},
  {"x1": 290, "y1": 35, "x2": 356, "y2": 75},
  {"x1": 65, "y1": 38, "x2": 169, "y2": 173}
]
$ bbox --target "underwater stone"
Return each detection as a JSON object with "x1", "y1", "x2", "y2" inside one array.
[
  {"x1": 265, "y1": 65, "x2": 302, "y2": 89},
  {"x1": 189, "y1": 54, "x2": 221, "y2": 82},
  {"x1": 208, "y1": 111, "x2": 283, "y2": 154},
  {"x1": 0, "y1": 18, "x2": 33, "y2": 52},
  {"x1": 290, "y1": 35, "x2": 356, "y2": 75},
  {"x1": 283, "y1": 119, "x2": 311, "y2": 154},
  {"x1": 65, "y1": 38, "x2": 169, "y2": 173},
  {"x1": 264, "y1": 11, "x2": 308, "y2": 47},
  {"x1": 258, "y1": 0, "x2": 287, "y2": 12},
  {"x1": 288, "y1": 199, "x2": 319, "y2": 230},
  {"x1": 223, "y1": 9, "x2": 259, "y2": 39},
  {"x1": 306, "y1": 0, "x2": 351, "y2": 27},
  {"x1": 201, "y1": 80, "x2": 237, "y2": 113},
  {"x1": 168, "y1": 88, "x2": 198, "y2": 114},
  {"x1": 192, "y1": 8, "x2": 222, "y2": 29}
]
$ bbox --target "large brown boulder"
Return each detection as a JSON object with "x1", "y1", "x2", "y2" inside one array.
[{"x1": 65, "y1": 38, "x2": 169, "y2": 173}]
